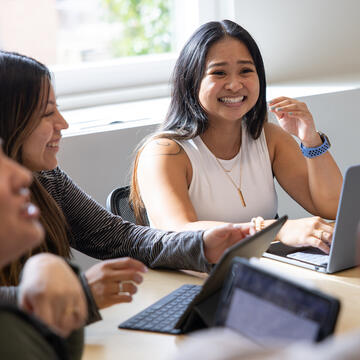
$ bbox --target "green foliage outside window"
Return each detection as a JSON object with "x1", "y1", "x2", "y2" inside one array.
[{"x1": 102, "y1": 0, "x2": 173, "y2": 57}]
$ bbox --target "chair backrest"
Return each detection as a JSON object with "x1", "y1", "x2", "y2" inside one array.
[{"x1": 106, "y1": 185, "x2": 149, "y2": 225}]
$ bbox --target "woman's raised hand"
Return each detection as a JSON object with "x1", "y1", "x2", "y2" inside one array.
[
  {"x1": 269, "y1": 96, "x2": 321, "y2": 146},
  {"x1": 277, "y1": 217, "x2": 335, "y2": 254},
  {"x1": 85, "y1": 257, "x2": 147, "y2": 309}
]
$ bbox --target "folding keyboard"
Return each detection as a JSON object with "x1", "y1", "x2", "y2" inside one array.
[{"x1": 119, "y1": 284, "x2": 201, "y2": 334}]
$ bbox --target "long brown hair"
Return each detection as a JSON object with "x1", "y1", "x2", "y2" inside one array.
[
  {"x1": 0, "y1": 51, "x2": 70, "y2": 285},
  {"x1": 130, "y1": 20, "x2": 268, "y2": 224}
]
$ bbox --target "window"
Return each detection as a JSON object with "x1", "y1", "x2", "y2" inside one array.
[
  {"x1": 0, "y1": 0, "x2": 234, "y2": 111},
  {"x1": 57, "y1": 0, "x2": 174, "y2": 64},
  {"x1": 1, "y1": 0, "x2": 174, "y2": 65}
]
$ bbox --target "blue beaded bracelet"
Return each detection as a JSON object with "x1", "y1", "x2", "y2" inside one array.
[{"x1": 301, "y1": 132, "x2": 331, "y2": 158}]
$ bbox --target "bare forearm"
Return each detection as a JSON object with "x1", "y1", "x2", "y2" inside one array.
[{"x1": 306, "y1": 153, "x2": 343, "y2": 219}]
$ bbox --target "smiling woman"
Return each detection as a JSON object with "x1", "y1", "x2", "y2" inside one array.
[
  {"x1": 22, "y1": 86, "x2": 69, "y2": 172},
  {"x1": 130, "y1": 19, "x2": 343, "y2": 255},
  {"x1": 0, "y1": 51, "x2": 72, "y2": 283},
  {"x1": 198, "y1": 38, "x2": 260, "y2": 137}
]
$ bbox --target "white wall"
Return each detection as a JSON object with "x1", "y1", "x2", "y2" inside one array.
[
  {"x1": 58, "y1": 123, "x2": 158, "y2": 207},
  {"x1": 234, "y1": 0, "x2": 360, "y2": 83},
  {"x1": 58, "y1": 123, "x2": 158, "y2": 270},
  {"x1": 271, "y1": 88, "x2": 360, "y2": 219}
]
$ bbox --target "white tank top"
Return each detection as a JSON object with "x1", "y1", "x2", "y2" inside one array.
[{"x1": 174, "y1": 124, "x2": 278, "y2": 223}]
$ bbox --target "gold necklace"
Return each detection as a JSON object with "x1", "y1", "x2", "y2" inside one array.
[
  {"x1": 219, "y1": 157, "x2": 238, "y2": 172},
  {"x1": 214, "y1": 156, "x2": 246, "y2": 207}
]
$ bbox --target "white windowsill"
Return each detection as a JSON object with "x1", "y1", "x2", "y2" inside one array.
[
  {"x1": 62, "y1": 97, "x2": 170, "y2": 137},
  {"x1": 61, "y1": 77, "x2": 360, "y2": 138}
]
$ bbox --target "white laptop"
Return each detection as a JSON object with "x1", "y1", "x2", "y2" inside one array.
[{"x1": 264, "y1": 164, "x2": 360, "y2": 273}]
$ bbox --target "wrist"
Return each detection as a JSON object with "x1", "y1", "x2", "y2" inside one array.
[
  {"x1": 301, "y1": 132, "x2": 322, "y2": 148},
  {"x1": 301, "y1": 131, "x2": 331, "y2": 158},
  {"x1": 80, "y1": 272, "x2": 101, "y2": 323}
]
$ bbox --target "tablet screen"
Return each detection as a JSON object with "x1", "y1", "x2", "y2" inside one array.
[{"x1": 215, "y1": 259, "x2": 339, "y2": 344}]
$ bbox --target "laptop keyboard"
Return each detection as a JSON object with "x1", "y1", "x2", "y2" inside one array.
[
  {"x1": 119, "y1": 284, "x2": 201, "y2": 334},
  {"x1": 287, "y1": 248, "x2": 329, "y2": 266}
]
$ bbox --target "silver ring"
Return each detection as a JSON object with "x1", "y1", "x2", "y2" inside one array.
[{"x1": 118, "y1": 280, "x2": 134, "y2": 295}]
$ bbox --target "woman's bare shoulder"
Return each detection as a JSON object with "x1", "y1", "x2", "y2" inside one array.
[
  {"x1": 141, "y1": 137, "x2": 183, "y2": 157},
  {"x1": 263, "y1": 122, "x2": 294, "y2": 147},
  {"x1": 138, "y1": 137, "x2": 192, "y2": 183},
  {"x1": 263, "y1": 121, "x2": 285, "y2": 138},
  {"x1": 263, "y1": 122, "x2": 296, "y2": 164}
]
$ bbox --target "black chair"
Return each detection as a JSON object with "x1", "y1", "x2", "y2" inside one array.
[{"x1": 106, "y1": 185, "x2": 149, "y2": 225}]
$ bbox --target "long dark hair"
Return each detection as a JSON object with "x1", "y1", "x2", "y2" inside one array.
[
  {"x1": 0, "y1": 50, "x2": 70, "y2": 285},
  {"x1": 130, "y1": 20, "x2": 268, "y2": 224},
  {"x1": 164, "y1": 19, "x2": 267, "y2": 140}
]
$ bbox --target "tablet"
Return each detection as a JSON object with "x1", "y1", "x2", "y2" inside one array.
[
  {"x1": 120, "y1": 216, "x2": 289, "y2": 335},
  {"x1": 176, "y1": 215, "x2": 288, "y2": 332},
  {"x1": 215, "y1": 258, "x2": 340, "y2": 345}
]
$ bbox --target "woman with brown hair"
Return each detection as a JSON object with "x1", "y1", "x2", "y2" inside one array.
[
  {"x1": 131, "y1": 20, "x2": 341, "y2": 253},
  {"x1": 0, "y1": 50, "x2": 252, "y2": 320}
]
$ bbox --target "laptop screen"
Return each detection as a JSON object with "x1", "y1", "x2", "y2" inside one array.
[{"x1": 215, "y1": 258, "x2": 339, "y2": 344}]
